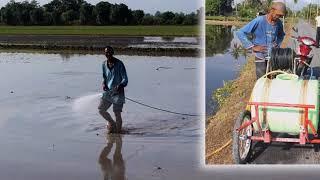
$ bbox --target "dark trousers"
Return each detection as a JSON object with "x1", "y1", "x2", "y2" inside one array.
[
  {"x1": 255, "y1": 58, "x2": 267, "y2": 79},
  {"x1": 317, "y1": 27, "x2": 320, "y2": 47}
]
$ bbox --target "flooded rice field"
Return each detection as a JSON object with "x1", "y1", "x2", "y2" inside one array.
[{"x1": 0, "y1": 52, "x2": 215, "y2": 179}]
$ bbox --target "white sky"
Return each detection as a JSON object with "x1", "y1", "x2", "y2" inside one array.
[{"x1": 0, "y1": 0, "x2": 201, "y2": 14}]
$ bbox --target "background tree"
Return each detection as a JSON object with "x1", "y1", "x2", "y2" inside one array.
[
  {"x1": 0, "y1": 0, "x2": 199, "y2": 26},
  {"x1": 79, "y1": 2, "x2": 95, "y2": 25},
  {"x1": 205, "y1": 0, "x2": 233, "y2": 16},
  {"x1": 94, "y1": 1, "x2": 111, "y2": 25},
  {"x1": 131, "y1": 10, "x2": 144, "y2": 24}
]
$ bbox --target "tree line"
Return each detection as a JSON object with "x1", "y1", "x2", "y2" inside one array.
[
  {"x1": 206, "y1": 0, "x2": 294, "y2": 18},
  {"x1": 0, "y1": 0, "x2": 200, "y2": 25}
]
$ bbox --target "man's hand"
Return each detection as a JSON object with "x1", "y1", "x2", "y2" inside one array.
[
  {"x1": 114, "y1": 84, "x2": 124, "y2": 92},
  {"x1": 252, "y1": 45, "x2": 267, "y2": 52}
]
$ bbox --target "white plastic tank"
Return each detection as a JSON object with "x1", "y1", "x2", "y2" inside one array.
[{"x1": 250, "y1": 73, "x2": 319, "y2": 134}]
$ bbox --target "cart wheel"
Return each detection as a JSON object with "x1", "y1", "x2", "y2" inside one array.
[{"x1": 232, "y1": 110, "x2": 253, "y2": 164}]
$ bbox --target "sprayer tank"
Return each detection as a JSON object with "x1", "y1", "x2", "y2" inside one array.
[{"x1": 250, "y1": 74, "x2": 319, "y2": 134}]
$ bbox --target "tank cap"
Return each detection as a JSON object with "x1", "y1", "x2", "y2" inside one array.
[{"x1": 276, "y1": 73, "x2": 299, "y2": 81}]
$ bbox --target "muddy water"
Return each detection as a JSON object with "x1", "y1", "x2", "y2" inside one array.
[{"x1": 0, "y1": 52, "x2": 212, "y2": 179}]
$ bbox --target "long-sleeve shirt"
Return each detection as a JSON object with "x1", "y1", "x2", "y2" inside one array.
[
  {"x1": 102, "y1": 58, "x2": 128, "y2": 104},
  {"x1": 236, "y1": 15, "x2": 285, "y2": 61}
]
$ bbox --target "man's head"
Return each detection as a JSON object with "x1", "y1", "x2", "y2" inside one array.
[
  {"x1": 269, "y1": 1, "x2": 286, "y2": 22},
  {"x1": 104, "y1": 46, "x2": 114, "y2": 60}
]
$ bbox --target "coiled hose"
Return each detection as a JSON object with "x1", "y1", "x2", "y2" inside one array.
[{"x1": 269, "y1": 48, "x2": 295, "y2": 72}]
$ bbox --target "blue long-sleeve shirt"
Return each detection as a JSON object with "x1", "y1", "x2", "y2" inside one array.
[
  {"x1": 102, "y1": 58, "x2": 128, "y2": 104},
  {"x1": 236, "y1": 15, "x2": 285, "y2": 61}
]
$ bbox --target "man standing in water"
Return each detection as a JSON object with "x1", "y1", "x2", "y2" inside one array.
[
  {"x1": 236, "y1": 1, "x2": 286, "y2": 79},
  {"x1": 99, "y1": 46, "x2": 128, "y2": 134}
]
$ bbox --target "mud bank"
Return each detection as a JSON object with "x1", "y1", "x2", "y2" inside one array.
[{"x1": 0, "y1": 35, "x2": 200, "y2": 57}]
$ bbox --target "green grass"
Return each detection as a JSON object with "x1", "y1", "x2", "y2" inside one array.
[
  {"x1": 0, "y1": 25, "x2": 199, "y2": 36},
  {"x1": 206, "y1": 16, "x2": 251, "y2": 22}
]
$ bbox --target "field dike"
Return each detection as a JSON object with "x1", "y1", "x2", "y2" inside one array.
[{"x1": 205, "y1": 22, "x2": 292, "y2": 164}]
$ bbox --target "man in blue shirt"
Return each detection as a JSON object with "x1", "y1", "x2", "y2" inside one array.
[
  {"x1": 236, "y1": 2, "x2": 286, "y2": 78},
  {"x1": 99, "y1": 46, "x2": 128, "y2": 134}
]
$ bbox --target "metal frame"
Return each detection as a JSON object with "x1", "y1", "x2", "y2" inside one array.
[{"x1": 236, "y1": 102, "x2": 320, "y2": 145}]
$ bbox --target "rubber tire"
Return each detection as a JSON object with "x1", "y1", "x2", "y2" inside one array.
[{"x1": 232, "y1": 110, "x2": 253, "y2": 164}]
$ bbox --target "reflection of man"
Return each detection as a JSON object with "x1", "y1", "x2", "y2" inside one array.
[
  {"x1": 98, "y1": 46, "x2": 128, "y2": 134},
  {"x1": 236, "y1": 2, "x2": 286, "y2": 79},
  {"x1": 99, "y1": 135, "x2": 125, "y2": 180}
]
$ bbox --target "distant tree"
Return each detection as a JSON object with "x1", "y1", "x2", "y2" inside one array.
[
  {"x1": 61, "y1": 9, "x2": 78, "y2": 24},
  {"x1": 141, "y1": 13, "x2": 155, "y2": 25},
  {"x1": 1, "y1": 1, "x2": 21, "y2": 25},
  {"x1": 79, "y1": 2, "x2": 95, "y2": 25},
  {"x1": 131, "y1": 10, "x2": 144, "y2": 24},
  {"x1": 30, "y1": 7, "x2": 46, "y2": 25},
  {"x1": 183, "y1": 12, "x2": 197, "y2": 25},
  {"x1": 109, "y1": 3, "x2": 131, "y2": 25},
  {"x1": 160, "y1": 11, "x2": 175, "y2": 24},
  {"x1": 172, "y1": 13, "x2": 185, "y2": 24},
  {"x1": 118, "y1": 3, "x2": 131, "y2": 25},
  {"x1": 43, "y1": 0, "x2": 64, "y2": 24},
  {"x1": 43, "y1": 11, "x2": 54, "y2": 25},
  {"x1": 0, "y1": 0, "x2": 199, "y2": 25},
  {"x1": 153, "y1": 11, "x2": 162, "y2": 25},
  {"x1": 95, "y1": 1, "x2": 111, "y2": 25}
]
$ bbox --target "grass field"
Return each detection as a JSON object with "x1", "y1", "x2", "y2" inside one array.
[
  {"x1": 0, "y1": 26, "x2": 199, "y2": 36},
  {"x1": 206, "y1": 16, "x2": 251, "y2": 22}
]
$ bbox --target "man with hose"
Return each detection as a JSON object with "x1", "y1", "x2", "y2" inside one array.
[
  {"x1": 99, "y1": 46, "x2": 128, "y2": 134},
  {"x1": 236, "y1": 1, "x2": 286, "y2": 79}
]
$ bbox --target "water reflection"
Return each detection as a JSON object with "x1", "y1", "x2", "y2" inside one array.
[
  {"x1": 60, "y1": 53, "x2": 75, "y2": 61},
  {"x1": 206, "y1": 25, "x2": 233, "y2": 56},
  {"x1": 205, "y1": 25, "x2": 247, "y2": 115},
  {"x1": 143, "y1": 36, "x2": 199, "y2": 43},
  {"x1": 99, "y1": 134, "x2": 125, "y2": 180},
  {"x1": 230, "y1": 44, "x2": 248, "y2": 60},
  {"x1": 206, "y1": 25, "x2": 248, "y2": 59}
]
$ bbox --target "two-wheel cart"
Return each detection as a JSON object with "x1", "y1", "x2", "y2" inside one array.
[{"x1": 233, "y1": 72, "x2": 320, "y2": 164}]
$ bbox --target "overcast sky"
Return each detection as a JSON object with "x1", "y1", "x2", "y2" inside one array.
[{"x1": 0, "y1": 0, "x2": 201, "y2": 14}]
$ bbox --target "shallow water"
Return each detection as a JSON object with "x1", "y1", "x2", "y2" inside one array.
[
  {"x1": 0, "y1": 52, "x2": 212, "y2": 179},
  {"x1": 143, "y1": 36, "x2": 199, "y2": 43},
  {"x1": 130, "y1": 36, "x2": 201, "y2": 49}
]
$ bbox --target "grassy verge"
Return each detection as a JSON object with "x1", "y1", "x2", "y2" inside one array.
[
  {"x1": 205, "y1": 16, "x2": 250, "y2": 26},
  {"x1": 206, "y1": 16, "x2": 251, "y2": 22},
  {"x1": 206, "y1": 16, "x2": 297, "y2": 26},
  {"x1": 0, "y1": 26, "x2": 199, "y2": 36},
  {"x1": 205, "y1": 21, "x2": 293, "y2": 164}
]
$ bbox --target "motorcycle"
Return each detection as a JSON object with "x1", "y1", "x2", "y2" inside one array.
[{"x1": 291, "y1": 27, "x2": 318, "y2": 77}]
